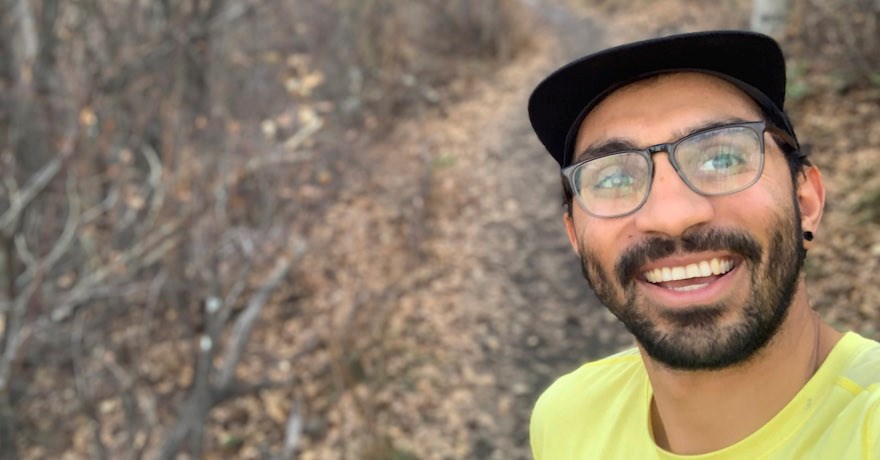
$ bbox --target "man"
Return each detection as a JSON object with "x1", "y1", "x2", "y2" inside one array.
[{"x1": 527, "y1": 31, "x2": 880, "y2": 458}]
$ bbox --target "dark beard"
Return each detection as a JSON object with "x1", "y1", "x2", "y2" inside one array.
[{"x1": 579, "y1": 204, "x2": 806, "y2": 371}]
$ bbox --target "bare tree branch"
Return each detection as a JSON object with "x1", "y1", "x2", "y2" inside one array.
[
  {"x1": 12, "y1": 234, "x2": 35, "y2": 275},
  {"x1": 72, "y1": 310, "x2": 108, "y2": 460},
  {"x1": 79, "y1": 187, "x2": 119, "y2": 225},
  {"x1": 0, "y1": 273, "x2": 38, "y2": 393},
  {"x1": 52, "y1": 219, "x2": 183, "y2": 321},
  {"x1": 279, "y1": 399, "x2": 303, "y2": 460},
  {"x1": 140, "y1": 145, "x2": 165, "y2": 231},
  {"x1": 0, "y1": 156, "x2": 62, "y2": 234},
  {"x1": 9, "y1": 0, "x2": 38, "y2": 77},
  {"x1": 217, "y1": 240, "x2": 305, "y2": 388},
  {"x1": 156, "y1": 238, "x2": 305, "y2": 459},
  {"x1": 14, "y1": 176, "x2": 80, "y2": 291},
  {"x1": 240, "y1": 117, "x2": 323, "y2": 179}
]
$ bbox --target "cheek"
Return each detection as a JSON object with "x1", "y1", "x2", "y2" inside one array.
[
  {"x1": 757, "y1": 178, "x2": 796, "y2": 219},
  {"x1": 574, "y1": 214, "x2": 636, "y2": 270},
  {"x1": 759, "y1": 154, "x2": 797, "y2": 199},
  {"x1": 716, "y1": 157, "x2": 795, "y2": 220},
  {"x1": 712, "y1": 192, "x2": 785, "y2": 232}
]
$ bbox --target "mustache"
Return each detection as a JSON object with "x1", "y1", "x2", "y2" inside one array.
[{"x1": 614, "y1": 228, "x2": 763, "y2": 285}]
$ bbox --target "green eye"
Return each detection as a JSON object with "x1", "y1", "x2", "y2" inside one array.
[
  {"x1": 593, "y1": 169, "x2": 636, "y2": 190},
  {"x1": 698, "y1": 149, "x2": 747, "y2": 172}
]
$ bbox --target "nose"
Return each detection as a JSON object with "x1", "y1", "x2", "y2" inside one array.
[{"x1": 634, "y1": 153, "x2": 714, "y2": 238}]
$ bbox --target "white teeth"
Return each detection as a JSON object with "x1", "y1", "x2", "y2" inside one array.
[
  {"x1": 672, "y1": 266, "x2": 686, "y2": 280},
  {"x1": 699, "y1": 261, "x2": 711, "y2": 277},
  {"x1": 643, "y1": 257, "x2": 735, "y2": 284}
]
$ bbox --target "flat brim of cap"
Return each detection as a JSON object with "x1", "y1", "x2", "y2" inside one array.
[{"x1": 528, "y1": 30, "x2": 788, "y2": 167}]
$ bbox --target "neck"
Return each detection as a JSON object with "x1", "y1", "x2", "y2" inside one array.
[{"x1": 643, "y1": 289, "x2": 842, "y2": 455}]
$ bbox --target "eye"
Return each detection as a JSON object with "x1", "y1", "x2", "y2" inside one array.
[
  {"x1": 573, "y1": 151, "x2": 648, "y2": 201},
  {"x1": 696, "y1": 147, "x2": 748, "y2": 173},
  {"x1": 593, "y1": 167, "x2": 637, "y2": 191}
]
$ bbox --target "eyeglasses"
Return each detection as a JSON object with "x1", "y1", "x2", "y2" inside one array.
[{"x1": 562, "y1": 121, "x2": 797, "y2": 218}]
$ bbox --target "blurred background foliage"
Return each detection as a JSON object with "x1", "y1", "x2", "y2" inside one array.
[{"x1": 0, "y1": 0, "x2": 529, "y2": 457}]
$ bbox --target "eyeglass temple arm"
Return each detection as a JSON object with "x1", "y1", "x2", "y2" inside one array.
[{"x1": 765, "y1": 125, "x2": 806, "y2": 158}]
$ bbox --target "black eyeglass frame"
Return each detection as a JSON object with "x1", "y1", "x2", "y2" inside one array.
[{"x1": 561, "y1": 120, "x2": 800, "y2": 218}]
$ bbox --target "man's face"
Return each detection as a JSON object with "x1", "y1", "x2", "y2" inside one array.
[{"x1": 564, "y1": 73, "x2": 809, "y2": 370}]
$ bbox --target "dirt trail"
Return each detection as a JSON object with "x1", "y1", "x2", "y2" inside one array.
[
  {"x1": 391, "y1": 3, "x2": 634, "y2": 457},
  {"x1": 339, "y1": 3, "x2": 647, "y2": 458},
  {"x1": 459, "y1": 4, "x2": 634, "y2": 457}
]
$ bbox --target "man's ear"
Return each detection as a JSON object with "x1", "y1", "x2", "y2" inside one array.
[
  {"x1": 797, "y1": 165, "x2": 825, "y2": 249},
  {"x1": 564, "y1": 212, "x2": 581, "y2": 256}
]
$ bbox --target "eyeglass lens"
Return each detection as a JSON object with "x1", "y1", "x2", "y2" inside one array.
[{"x1": 570, "y1": 125, "x2": 763, "y2": 217}]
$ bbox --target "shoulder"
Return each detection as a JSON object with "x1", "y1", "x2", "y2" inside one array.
[
  {"x1": 530, "y1": 348, "x2": 646, "y2": 456},
  {"x1": 533, "y1": 347, "x2": 644, "y2": 416},
  {"x1": 829, "y1": 333, "x2": 880, "y2": 453},
  {"x1": 835, "y1": 332, "x2": 880, "y2": 388}
]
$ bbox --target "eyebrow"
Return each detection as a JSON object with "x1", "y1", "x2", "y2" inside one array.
[{"x1": 574, "y1": 117, "x2": 753, "y2": 163}]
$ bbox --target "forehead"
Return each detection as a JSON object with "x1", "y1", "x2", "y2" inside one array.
[{"x1": 574, "y1": 72, "x2": 764, "y2": 154}]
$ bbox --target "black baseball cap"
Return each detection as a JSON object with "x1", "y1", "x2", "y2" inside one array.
[{"x1": 528, "y1": 30, "x2": 800, "y2": 168}]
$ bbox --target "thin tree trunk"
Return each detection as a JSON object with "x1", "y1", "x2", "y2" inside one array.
[
  {"x1": 0, "y1": 390, "x2": 18, "y2": 460},
  {"x1": 0, "y1": 2, "x2": 41, "y2": 457},
  {"x1": 751, "y1": 0, "x2": 791, "y2": 39}
]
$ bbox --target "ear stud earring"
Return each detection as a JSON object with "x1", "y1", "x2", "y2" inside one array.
[{"x1": 804, "y1": 231, "x2": 814, "y2": 241}]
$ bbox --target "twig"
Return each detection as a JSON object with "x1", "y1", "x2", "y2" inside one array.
[
  {"x1": 79, "y1": 186, "x2": 119, "y2": 224},
  {"x1": 0, "y1": 275, "x2": 38, "y2": 393},
  {"x1": 72, "y1": 309, "x2": 108, "y2": 460},
  {"x1": 156, "y1": 239, "x2": 305, "y2": 458},
  {"x1": 217, "y1": 232, "x2": 259, "y2": 328},
  {"x1": 217, "y1": 240, "x2": 305, "y2": 388},
  {"x1": 0, "y1": 156, "x2": 62, "y2": 234},
  {"x1": 51, "y1": 219, "x2": 183, "y2": 321},
  {"x1": 0, "y1": 118, "x2": 76, "y2": 235},
  {"x1": 12, "y1": 234, "x2": 36, "y2": 275},
  {"x1": 279, "y1": 399, "x2": 302, "y2": 460},
  {"x1": 15, "y1": 176, "x2": 80, "y2": 290},
  {"x1": 233, "y1": 118, "x2": 323, "y2": 185}
]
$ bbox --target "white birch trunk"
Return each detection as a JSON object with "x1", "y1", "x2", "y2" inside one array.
[{"x1": 751, "y1": 0, "x2": 791, "y2": 39}]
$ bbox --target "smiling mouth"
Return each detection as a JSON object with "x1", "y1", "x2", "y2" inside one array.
[{"x1": 642, "y1": 257, "x2": 735, "y2": 292}]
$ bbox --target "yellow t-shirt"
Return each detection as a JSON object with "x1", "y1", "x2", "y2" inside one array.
[{"x1": 530, "y1": 332, "x2": 880, "y2": 459}]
